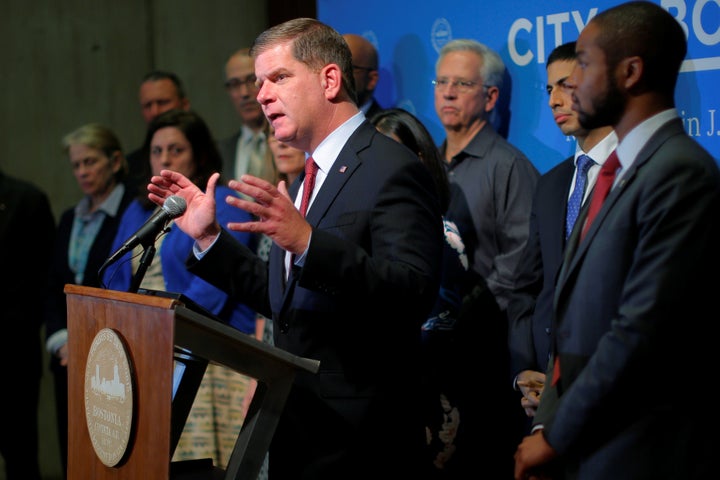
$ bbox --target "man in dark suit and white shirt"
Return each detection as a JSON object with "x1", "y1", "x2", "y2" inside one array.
[
  {"x1": 514, "y1": 3, "x2": 720, "y2": 479},
  {"x1": 507, "y1": 41, "x2": 616, "y2": 419},
  {"x1": 148, "y1": 18, "x2": 443, "y2": 480}
]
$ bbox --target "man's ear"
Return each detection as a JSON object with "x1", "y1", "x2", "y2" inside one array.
[
  {"x1": 366, "y1": 69, "x2": 379, "y2": 91},
  {"x1": 321, "y1": 64, "x2": 343, "y2": 99},
  {"x1": 620, "y1": 56, "x2": 642, "y2": 91},
  {"x1": 484, "y1": 85, "x2": 500, "y2": 113}
]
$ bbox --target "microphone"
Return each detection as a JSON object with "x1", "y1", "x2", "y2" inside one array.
[{"x1": 101, "y1": 195, "x2": 187, "y2": 271}]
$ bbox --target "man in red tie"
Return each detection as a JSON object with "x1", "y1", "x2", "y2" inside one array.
[
  {"x1": 514, "y1": 2, "x2": 720, "y2": 479},
  {"x1": 146, "y1": 18, "x2": 443, "y2": 480}
]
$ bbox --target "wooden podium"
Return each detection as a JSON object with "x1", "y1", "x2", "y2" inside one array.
[{"x1": 65, "y1": 285, "x2": 320, "y2": 480}]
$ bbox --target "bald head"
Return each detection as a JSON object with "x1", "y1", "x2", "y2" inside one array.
[
  {"x1": 343, "y1": 34, "x2": 380, "y2": 108},
  {"x1": 343, "y1": 34, "x2": 378, "y2": 70}
]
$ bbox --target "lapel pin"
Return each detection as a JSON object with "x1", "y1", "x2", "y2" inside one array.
[{"x1": 339, "y1": 166, "x2": 347, "y2": 173}]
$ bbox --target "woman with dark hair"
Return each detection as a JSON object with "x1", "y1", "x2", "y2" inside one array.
[
  {"x1": 371, "y1": 108, "x2": 450, "y2": 212},
  {"x1": 103, "y1": 109, "x2": 256, "y2": 467},
  {"x1": 371, "y1": 108, "x2": 474, "y2": 477}
]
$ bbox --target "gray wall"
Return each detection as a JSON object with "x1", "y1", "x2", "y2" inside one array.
[{"x1": 0, "y1": 0, "x2": 268, "y2": 220}]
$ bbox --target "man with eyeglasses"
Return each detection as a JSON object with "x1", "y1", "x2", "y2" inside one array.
[
  {"x1": 218, "y1": 47, "x2": 276, "y2": 188},
  {"x1": 431, "y1": 38, "x2": 539, "y2": 478},
  {"x1": 343, "y1": 34, "x2": 385, "y2": 119}
]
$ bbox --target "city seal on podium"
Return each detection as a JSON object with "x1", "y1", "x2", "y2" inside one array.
[{"x1": 84, "y1": 328, "x2": 135, "y2": 467}]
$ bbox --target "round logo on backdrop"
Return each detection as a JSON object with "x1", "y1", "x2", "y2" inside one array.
[
  {"x1": 84, "y1": 328, "x2": 134, "y2": 467},
  {"x1": 431, "y1": 18, "x2": 452, "y2": 53}
]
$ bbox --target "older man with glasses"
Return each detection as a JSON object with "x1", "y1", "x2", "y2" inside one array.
[{"x1": 429, "y1": 38, "x2": 540, "y2": 478}]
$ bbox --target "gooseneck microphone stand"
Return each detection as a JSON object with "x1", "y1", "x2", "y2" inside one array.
[{"x1": 128, "y1": 242, "x2": 157, "y2": 293}]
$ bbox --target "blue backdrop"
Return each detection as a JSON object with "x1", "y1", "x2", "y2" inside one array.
[{"x1": 318, "y1": 0, "x2": 719, "y2": 173}]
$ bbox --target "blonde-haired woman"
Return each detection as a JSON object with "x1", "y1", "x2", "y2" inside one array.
[{"x1": 45, "y1": 123, "x2": 135, "y2": 476}]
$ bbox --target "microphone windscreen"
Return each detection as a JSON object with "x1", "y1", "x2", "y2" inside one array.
[{"x1": 163, "y1": 196, "x2": 187, "y2": 217}]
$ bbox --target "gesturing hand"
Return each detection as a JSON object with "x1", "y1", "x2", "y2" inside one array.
[
  {"x1": 225, "y1": 174, "x2": 313, "y2": 256},
  {"x1": 147, "y1": 170, "x2": 221, "y2": 250}
]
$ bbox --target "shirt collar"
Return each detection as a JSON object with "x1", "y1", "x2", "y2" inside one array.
[
  {"x1": 309, "y1": 112, "x2": 364, "y2": 175},
  {"x1": 240, "y1": 125, "x2": 266, "y2": 145},
  {"x1": 75, "y1": 183, "x2": 126, "y2": 219},
  {"x1": 574, "y1": 130, "x2": 618, "y2": 168},
  {"x1": 616, "y1": 108, "x2": 677, "y2": 170}
]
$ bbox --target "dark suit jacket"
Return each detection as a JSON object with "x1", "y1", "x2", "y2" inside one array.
[
  {"x1": 44, "y1": 184, "x2": 135, "y2": 357},
  {"x1": 364, "y1": 98, "x2": 385, "y2": 120},
  {"x1": 535, "y1": 118, "x2": 720, "y2": 479},
  {"x1": 189, "y1": 120, "x2": 444, "y2": 479},
  {"x1": 0, "y1": 172, "x2": 55, "y2": 379},
  {"x1": 124, "y1": 147, "x2": 146, "y2": 197},
  {"x1": 42, "y1": 183, "x2": 134, "y2": 470},
  {"x1": 507, "y1": 157, "x2": 574, "y2": 378},
  {"x1": 0, "y1": 172, "x2": 54, "y2": 480},
  {"x1": 217, "y1": 131, "x2": 240, "y2": 181}
]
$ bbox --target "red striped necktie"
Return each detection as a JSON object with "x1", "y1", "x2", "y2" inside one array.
[
  {"x1": 553, "y1": 150, "x2": 621, "y2": 387},
  {"x1": 299, "y1": 157, "x2": 318, "y2": 217},
  {"x1": 580, "y1": 150, "x2": 620, "y2": 241}
]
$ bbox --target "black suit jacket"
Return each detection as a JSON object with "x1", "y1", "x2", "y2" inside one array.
[
  {"x1": 507, "y1": 157, "x2": 574, "y2": 377},
  {"x1": 535, "y1": 118, "x2": 720, "y2": 479},
  {"x1": 364, "y1": 98, "x2": 385, "y2": 120},
  {"x1": 44, "y1": 184, "x2": 135, "y2": 364},
  {"x1": 0, "y1": 172, "x2": 55, "y2": 379},
  {"x1": 217, "y1": 131, "x2": 240, "y2": 182},
  {"x1": 189, "y1": 120, "x2": 443, "y2": 479}
]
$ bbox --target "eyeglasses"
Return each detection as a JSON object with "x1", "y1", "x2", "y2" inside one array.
[
  {"x1": 352, "y1": 65, "x2": 375, "y2": 72},
  {"x1": 432, "y1": 78, "x2": 489, "y2": 94},
  {"x1": 224, "y1": 74, "x2": 257, "y2": 90}
]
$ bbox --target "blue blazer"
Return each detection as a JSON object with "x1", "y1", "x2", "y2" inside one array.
[
  {"x1": 188, "y1": 121, "x2": 444, "y2": 478},
  {"x1": 104, "y1": 185, "x2": 256, "y2": 334},
  {"x1": 535, "y1": 119, "x2": 720, "y2": 479}
]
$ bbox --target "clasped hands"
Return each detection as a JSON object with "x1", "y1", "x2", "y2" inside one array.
[
  {"x1": 516, "y1": 369, "x2": 545, "y2": 417},
  {"x1": 147, "y1": 170, "x2": 312, "y2": 254}
]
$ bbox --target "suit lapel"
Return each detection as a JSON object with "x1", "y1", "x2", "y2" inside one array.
[
  {"x1": 304, "y1": 158, "x2": 360, "y2": 225},
  {"x1": 275, "y1": 121, "x2": 371, "y2": 314},
  {"x1": 553, "y1": 118, "x2": 684, "y2": 305},
  {"x1": 303, "y1": 121, "x2": 373, "y2": 225}
]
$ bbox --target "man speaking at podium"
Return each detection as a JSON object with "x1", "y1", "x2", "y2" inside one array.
[{"x1": 147, "y1": 18, "x2": 443, "y2": 480}]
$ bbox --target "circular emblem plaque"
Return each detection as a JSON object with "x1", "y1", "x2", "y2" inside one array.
[{"x1": 84, "y1": 328, "x2": 134, "y2": 467}]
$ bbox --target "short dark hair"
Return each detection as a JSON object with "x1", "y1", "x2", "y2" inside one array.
[
  {"x1": 137, "y1": 109, "x2": 223, "y2": 206},
  {"x1": 591, "y1": 1, "x2": 686, "y2": 96},
  {"x1": 250, "y1": 18, "x2": 357, "y2": 104},
  {"x1": 547, "y1": 41, "x2": 577, "y2": 67},
  {"x1": 370, "y1": 108, "x2": 450, "y2": 213},
  {"x1": 141, "y1": 70, "x2": 187, "y2": 100}
]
